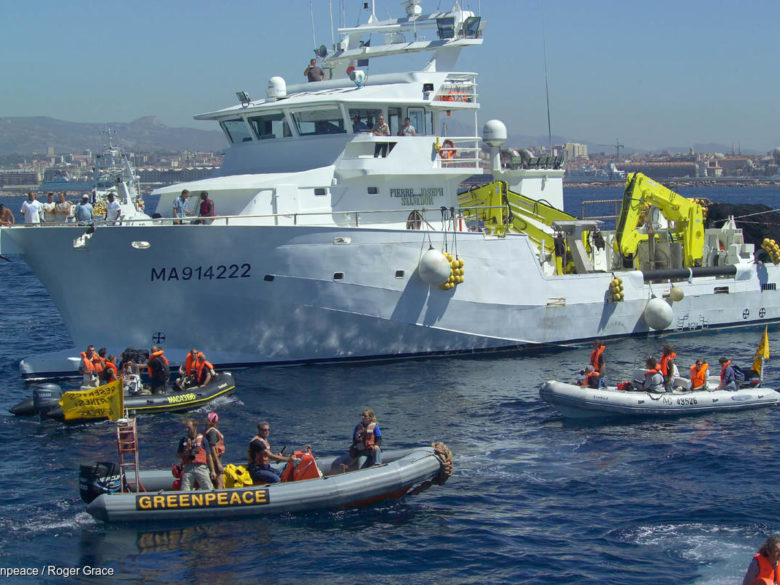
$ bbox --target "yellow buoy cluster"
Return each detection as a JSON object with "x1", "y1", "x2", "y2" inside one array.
[
  {"x1": 762, "y1": 238, "x2": 780, "y2": 264},
  {"x1": 439, "y1": 252, "x2": 465, "y2": 290},
  {"x1": 93, "y1": 200, "x2": 106, "y2": 217},
  {"x1": 609, "y1": 277, "x2": 624, "y2": 302}
]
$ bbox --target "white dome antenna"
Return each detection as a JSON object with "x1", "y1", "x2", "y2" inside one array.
[{"x1": 483, "y1": 120, "x2": 508, "y2": 173}]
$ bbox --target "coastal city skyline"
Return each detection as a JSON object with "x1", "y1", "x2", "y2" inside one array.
[{"x1": 2, "y1": 0, "x2": 779, "y2": 153}]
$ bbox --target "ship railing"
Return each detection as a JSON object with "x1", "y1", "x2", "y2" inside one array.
[
  {"x1": 580, "y1": 199, "x2": 622, "y2": 230},
  {"x1": 60, "y1": 203, "x2": 509, "y2": 230},
  {"x1": 436, "y1": 136, "x2": 481, "y2": 169},
  {"x1": 432, "y1": 73, "x2": 478, "y2": 104}
]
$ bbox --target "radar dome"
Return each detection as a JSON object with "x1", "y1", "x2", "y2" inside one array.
[
  {"x1": 267, "y1": 76, "x2": 287, "y2": 100},
  {"x1": 483, "y1": 120, "x2": 508, "y2": 148}
]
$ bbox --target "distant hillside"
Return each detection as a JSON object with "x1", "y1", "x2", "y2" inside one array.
[{"x1": 0, "y1": 116, "x2": 226, "y2": 155}]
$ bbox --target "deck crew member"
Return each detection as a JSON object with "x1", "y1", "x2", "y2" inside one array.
[
  {"x1": 247, "y1": 422, "x2": 291, "y2": 484},
  {"x1": 74, "y1": 194, "x2": 93, "y2": 224},
  {"x1": 177, "y1": 419, "x2": 214, "y2": 491},
  {"x1": 304, "y1": 58, "x2": 325, "y2": 82},
  {"x1": 20, "y1": 192, "x2": 43, "y2": 225},
  {"x1": 173, "y1": 189, "x2": 194, "y2": 223},
  {"x1": 372, "y1": 114, "x2": 390, "y2": 158},
  {"x1": 0, "y1": 204, "x2": 15, "y2": 226}
]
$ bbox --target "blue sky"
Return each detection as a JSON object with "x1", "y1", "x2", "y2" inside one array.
[{"x1": 2, "y1": 0, "x2": 779, "y2": 152}]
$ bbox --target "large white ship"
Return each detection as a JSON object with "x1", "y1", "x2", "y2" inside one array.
[{"x1": 2, "y1": 0, "x2": 779, "y2": 379}]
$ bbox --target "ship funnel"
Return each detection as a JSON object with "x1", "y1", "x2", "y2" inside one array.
[{"x1": 267, "y1": 77, "x2": 287, "y2": 100}]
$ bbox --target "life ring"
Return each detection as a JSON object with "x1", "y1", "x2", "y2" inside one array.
[{"x1": 439, "y1": 140, "x2": 456, "y2": 160}]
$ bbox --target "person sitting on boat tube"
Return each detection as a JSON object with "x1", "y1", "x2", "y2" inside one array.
[
  {"x1": 195, "y1": 352, "x2": 215, "y2": 388},
  {"x1": 717, "y1": 357, "x2": 738, "y2": 390},
  {"x1": 578, "y1": 365, "x2": 601, "y2": 389},
  {"x1": 689, "y1": 359, "x2": 709, "y2": 391},
  {"x1": 177, "y1": 419, "x2": 214, "y2": 491},
  {"x1": 177, "y1": 348, "x2": 200, "y2": 390},
  {"x1": 247, "y1": 422, "x2": 292, "y2": 484},
  {"x1": 641, "y1": 357, "x2": 665, "y2": 392},
  {"x1": 350, "y1": 409, "x2": 383, "y2": 468}
]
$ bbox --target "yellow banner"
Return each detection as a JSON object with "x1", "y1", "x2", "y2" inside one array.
[
  {"x1": 752, "y1": 326, "x2": 770, "y2": 377},
  {"x1": 58, "y1": 379, "x2": 124, "y2": 421}
]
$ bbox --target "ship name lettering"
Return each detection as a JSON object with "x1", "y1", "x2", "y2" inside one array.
[
  {"x1": 151, "y1": 264, "x2": 251, "y2": 282},
  {"x1": 390, "y1": 187, "x2": 443, "y2": 207}
]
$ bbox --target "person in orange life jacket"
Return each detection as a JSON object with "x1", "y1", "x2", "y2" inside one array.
[
  {"x1": 717, "y1": 357, "x2": 738, "y2": 390},
  {"x1": 658, "y1": 345, "x2": 677, "y2": 391},
  {"x1": 79, "y1": 345, "x2": 100, "y2": 387},
  {"x1": 642, "y1": 357, "x2": 665, "y2": 392},
  {"x1": 147, "y1": 345, "x2": 170, "y2": 394},
  {"x1": 195, "y1": 352, "x2": 215, "y2": 388},
  {"x1": 204, "y1": 412, "x2": 226, "y2": 489},
  {"x1": 590, "y1": 339, "x2": 607, "y2": 387},
  {"x1": 101, "y1": 354, "x2": 118, "y2": 384},
  {"x1": 247, "y1": 422, "x2": 291, "y2": 484},
  {"x1": 741, "y1": 535, "x2": 780, "y2": 585},
  {"x1": 689, "y1": 359, "x2": 709, "y2": 391},
  {"x1": 177, "y1": 348, "x2": 199, "y2": 390},
  {"x1": 350, "y1": 409, "x2": 383, "y2": 468},
  {"x1": 177, "y1": 419, "x2": 214, "y2": 491},
  {"x1": 578, "y1": 365, "x2": 600, "y2": 389}
]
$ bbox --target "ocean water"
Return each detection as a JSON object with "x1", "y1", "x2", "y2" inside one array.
[{"x1": 1, "y1": 188, "x2": 779, "y2": 584}]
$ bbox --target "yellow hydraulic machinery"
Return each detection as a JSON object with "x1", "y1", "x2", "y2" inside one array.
[
  {"x1": 458, "y1": 181, "x2": 576, "y2": 256},
  {"x1": 615, "y1": 173, "x2": 704, "y2": 267}
]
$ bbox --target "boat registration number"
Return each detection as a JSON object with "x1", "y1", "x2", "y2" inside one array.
[
  {"x1": 661, "y1": 396, "x2": 698, "y2": 406},
  {"x1": 151, "y1": 264, "x2": 251, "y2": 282}
]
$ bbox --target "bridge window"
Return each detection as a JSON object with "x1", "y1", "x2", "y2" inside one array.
[
  {"x1": 249, "y1": 113, "x2": 291, "y2": 140},
  {"x1": 349, "y1": 108, "x2": 381, "y2": 133},
  {"x1": 220, "y1": 119, "x2": 253, "y2": 143},
  {"x1": 291, "y1": 108, "x2": 346, "y2": 136}
]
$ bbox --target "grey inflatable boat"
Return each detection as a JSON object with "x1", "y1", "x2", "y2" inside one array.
[{"x1": 82, "y1": 444, "x2": 453, "y2": 523}]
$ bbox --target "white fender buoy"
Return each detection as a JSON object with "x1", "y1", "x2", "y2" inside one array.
[
  {"x1": 669, "y1": 286, "x2": 684, "y2": 302},
  {"x1": 643, "y1": 297, "x2": 674, "y2": 330},
  {"x1": 418, "y1": 248, "x2": 451, "y2": 286}
]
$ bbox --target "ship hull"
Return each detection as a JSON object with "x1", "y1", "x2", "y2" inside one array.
[{"x1": 3, "y1": 223, "x2": 780, "y2": 378}]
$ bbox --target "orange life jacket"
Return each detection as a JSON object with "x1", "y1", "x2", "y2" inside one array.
[
  {"x1": 147, "y1": 350, "x2": 168, "y2": 377},
  {"x1": 211, "y1": 428, "x2": 225, "y2": 456},
  {"x1": 183, "y1": 353, "x2": 197, "y2": 376},
  {"x1": 196, "y1": 360, "x2": 214, "y2": 385},
  {"x1": 644, "y1": 366, "x2": 662, "y2": 378},
  {"x1": 689, "y1": 363, "x2": 708, "y2": 389},
  {"x1": 590, "y1": 345, "x2": 605, "y2": 372},
  {"x1": 753, "y1": 553, "x2": 778, "y2": 585},
  {"x1": 182, "y1": 434, "x2": 208, "y2": 465},
  {"x1": 92, "y1": 356, "x2": 105, "y2": 374},
  {"x1": 80, "y1": 352, "x2": 96, "y2": 373},
  {"x1": 720, "y1": 360, "x2": 731, "y2": 382},
  {"x1": 659, "y1": 352, "x2": 676, "y2": 376},
  {"x1": 584, "y1": 371, "x2": 600, "y2": 388},
  {"x1": 249, "y1": 436, "x2": 270, "y2": 467},
  {"x1": 355, "y1": 422, "x2": 377, "y2": 450}
]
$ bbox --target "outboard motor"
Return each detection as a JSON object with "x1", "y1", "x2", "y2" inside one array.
[
  {"x1": 79, "y1": 462, "x2": 121, "y2": 503},
  {"x1": 32, "y1": 383, "x2": 64, "y2": 419}
]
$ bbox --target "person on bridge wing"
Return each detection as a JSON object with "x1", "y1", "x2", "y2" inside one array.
[{"x1": 147, "y1": 345, "x2": 170, "y2": 394}]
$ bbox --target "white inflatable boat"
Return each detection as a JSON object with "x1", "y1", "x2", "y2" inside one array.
[{"x1": 540, "y1": 379, "x2": 780, "y2": 419}]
